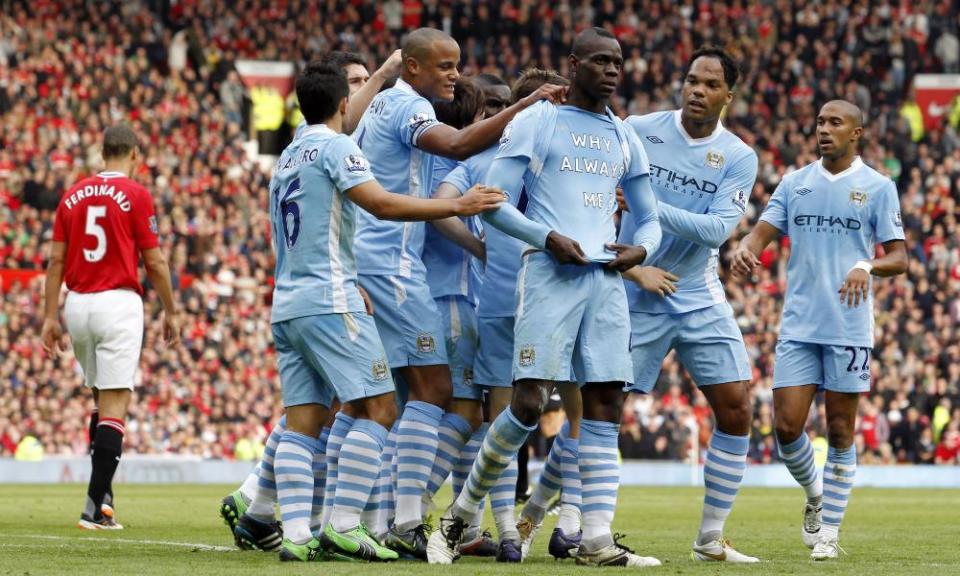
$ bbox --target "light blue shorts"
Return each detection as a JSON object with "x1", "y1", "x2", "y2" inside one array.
[
  {"x1": 513, "y1": 252, "x2": 632, "y2": 383},
  {"x1": 359, "y1": 274, "x2": 448, "y2": 369},
  {"x1": 474, "y1": 315, "x2": 514, "y2": 388},
  {"x1": 437, "y1": 295, "x2": 482, "y2": 401},
  {"x1": 773, "y1": 340, "x2": 873, "y2": 393},
  {"x1": 273, "y1": 312, "x2": 395, "y2": 408},
  {"x1": 627, "y1": 302, "x2": 751, "y2": 393}
]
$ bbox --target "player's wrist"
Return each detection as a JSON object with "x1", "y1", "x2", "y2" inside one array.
[{"x1": 850, "y1": 260, "x2": 873, "y2": 275}]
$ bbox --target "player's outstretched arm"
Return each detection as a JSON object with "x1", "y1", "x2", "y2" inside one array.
[
  {"x1": 40, "y1": 241, "x2": 66, "y2": 356},
  {"x1": 344, "y1": 50, "x2": 402, "y2": 135},
  {"x1": 656, "y1": 154, "x2": 757, "y2": 249},
  {"x1": 838, "y1": 239, "x2": 907, "y2": 308},
  {"x1": 606, "y1": 174, "x2": 661, "y2": 272},
  {"x1": 622, "y1": 266, "x2": 679, "y2": 297},
  {"x1": 417, "y1": 83, "x2": 567, "y2": 161},
  {"x1": 347, "y1": 179, "x2": 504, "y2": 222},
  {"x1": 429, "y1": 181, "x2": 485, "y2": 261},
  {"x1": 730, "y1": 221, "x2": 781, "y2": 278},
  {"x1": 143, "y1": 247, "x2": 181, "y2": 346}
]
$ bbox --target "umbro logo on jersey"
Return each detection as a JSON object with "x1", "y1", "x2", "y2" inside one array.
[
  {"x1": 796, "y1": 187, "x2": 813, "y2": 196},
  {"x1": 645, "y1": 135, "x2": 664, "y2": 144}
]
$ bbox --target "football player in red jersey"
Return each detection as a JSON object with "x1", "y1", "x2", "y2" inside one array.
[{"x1": 41, "y1": 123, "x2": 180, "y2": 530}]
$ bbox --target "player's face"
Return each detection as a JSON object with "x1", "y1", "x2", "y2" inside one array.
[
  {"x1": 482, "y1": 84, "x2": 511, "y2": 118},
  {"x1": 816, "y1": 103, "x2": 862, "y2": 159},
  {"x1": 572, "y1": 38, "x2": 623, "y2": 101},
  {"x1": 422, "y1": 40, "x2": 461, "y2": 102},
  {"x1": 343, "y1": 63, "x2": 370, "y2": 96},
  {"x1": 681, "y1": 57, "x2": 732, "y2": 124}
]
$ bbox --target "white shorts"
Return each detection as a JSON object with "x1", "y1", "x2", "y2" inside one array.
[{"x1": 65, "y1": 289, "x2": 144, "y2": 390}]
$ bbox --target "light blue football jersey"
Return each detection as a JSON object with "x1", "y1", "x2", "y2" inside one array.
[
  {"x1": 495, "y1": 105, "x2": 650, "y2": 262},
  {"x1": 621, "y1": 110, "x2": 758, "y2": 314},
  {"x1": 423, "y1": 155, "x2": 481, "y2": 300},
  {"x1": 760, "y1": 157, "x2": 905, "y2": 348},
  {"x1": 269, "y1": 124, "x2": 376, "y2": 323},
  {"x1": 443, "y1": 144, "x2": 519, "y2": 317},
  {"x1": 352, "y1": 79, "x2": 442, "y2": 278}
]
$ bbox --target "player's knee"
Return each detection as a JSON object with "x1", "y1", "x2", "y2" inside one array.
[
  {"x1": 774, "y1": 420, "x2": 804, "y2": 446},
  {"x1": 826, "y1": 415, "x2": 855, "y2": 448},
  {"x1": 510, "y1": 382, "x2": 547, "y2": 426},
  {"x1": 716, "y1": 397, "x2": 752, "y2": 435}
]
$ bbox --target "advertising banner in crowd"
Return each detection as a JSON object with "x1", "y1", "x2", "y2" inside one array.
[{"x1": 914, "y1": 74, "x2": 960, "y2": 130}]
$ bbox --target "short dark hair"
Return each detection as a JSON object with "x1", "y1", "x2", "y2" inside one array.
[
  {"x1": 512, "y1": 68, "x2": 569, "y2": 104},
  {"x1": 296, "y1": 61, "x2": 349, "y2": 124},
  {"x1": 322, "y1": 51, "x2": 367, "y2": 71},
  {"x1": 102, "y1": 124, "x2": 139, "y2": 159},
  {"x1": 475, "y1": 73, "x2": 509, "y2": 89},
  {"x1": 433, "y1": 78, "x2": 484, "y2": 129},
  {"x1": 571, "y1": 27, "x2": 617, "y2": 57},
  {"x1": 687, "y1": 46, "x2": 740, "y2": 89}
]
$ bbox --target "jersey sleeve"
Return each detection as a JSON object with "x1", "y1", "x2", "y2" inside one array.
[
  {"x1": 441, "y1": 163, "x2": 471, "y2": 195},
  {"x1": 873, "y1": 180, "x2": 905, "y2": 243},
  {"x1": 494, "y1": 107, "x2": 539, "y2": 163},
  {"x1": 759, "y1": 179, "x2": 790, "y2": 233},
  {"x1": 133, "y1": 186, "x2": 160, "y2": 250},
  {"x1": 620, "y1": 125, "x2": 651, "y2": 182},
  {"x1": 324, "y1": 135, "x2": 377, "y2": 193},
  {"x1": 397, "y1": 96, "x2": 441, "y2": 148}
]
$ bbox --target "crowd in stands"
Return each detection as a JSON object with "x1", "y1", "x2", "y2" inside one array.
[{"x1": 2, "y1": 0, "x2": 959, "y2": 467}]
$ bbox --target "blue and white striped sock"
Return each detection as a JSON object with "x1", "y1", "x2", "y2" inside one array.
[
  {"x1": 246, "y1": 414, "x2": 287, "y2": 521},
  {"x1": 699, "y1": 430, "x2": 749, "y2": 539},
  {"x1": 821, "y1": 444, "x2": 856, "y2": 540},
  {"x1": 309, "y1": 427, "x2": 330, "y2": 534},
  {"x1": 452, "y1": 408, "x2": 535, "y2": 522},
  {"x1": 579, "y1": 419, "x2": 621, "y2": 551},
  {"x1": 455, "y1": 423, "x2": 488, "y2": 541},
  {"x1": 453, "y1": 423, "x2": 487, "y2": 499},
  {"x1": 778, "y1": 434, "x2": 823, "y2": 501},
  {"x1": 556, "y1": 434, "x2": 582, "y2": 534},
  {"x1": 423, "y1": 412, "x2": 473, "y2": 516},
  {"x1": 320, "y1": 412, "x2": 355, "y2": 530},
  {"x1": 332, "y1": 419, "x2": 389, "y2": 533},
  {"x1": 363, "y1": 421, "x2": 398, "y2": 540},
  {"x1": 275, "y1": 430, "x2": 319, "y2": 544},
  {"x1": 491, "y1": 455, "x2": 519, "y2": 541},
  {"x1": 527, "y1": 422, "x2": 566, "y2": 516},
  {"x1": 395, "y1": 401, "x2": 444, "y2": 532}
]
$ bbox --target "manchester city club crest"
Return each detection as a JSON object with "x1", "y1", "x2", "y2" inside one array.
[
  {"x1": 704, "y1": 150, "x2": 725, "y2": 169},
  {"x1": 849, "y1": 189, "x2": 867, "y2": 207},
  {"x1": 518, "y1": 344, "x2": 536, "y2": 367},
  {"x1": 416, "y1": 332, "x2": 435, "y2": 353},
  {"x1": 371, "y1": 359, "x2": 389, "y2": 381}
]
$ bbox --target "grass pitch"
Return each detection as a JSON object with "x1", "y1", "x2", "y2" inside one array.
[{"x1": 1, "y1": 484, "x2": 957, "y2": 575}]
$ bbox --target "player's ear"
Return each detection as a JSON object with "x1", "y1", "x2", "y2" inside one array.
[
  {"x1": 339, "y1": 96, "x2": 348, "y2": 116},
  {"x1": 405, "y1": 55, "x2": 419, "y2": 77}
]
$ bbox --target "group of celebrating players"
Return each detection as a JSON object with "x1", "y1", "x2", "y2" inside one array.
[{"x1": 41, "y1": 25, "x2": 907, "y2": 567}]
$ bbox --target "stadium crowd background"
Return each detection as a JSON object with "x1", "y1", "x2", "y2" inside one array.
[{"x1": 1, "y1": 0, "x2": 960, "y2": 467}]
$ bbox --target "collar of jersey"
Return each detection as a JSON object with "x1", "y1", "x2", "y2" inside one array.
[
  {"x1": 394, "y1": 78, "x2": 418, "y2": 95},
  {"x1": 97, "y1": 171, "x2": 127, "y2": 178},
  {"x1": 816, "y1": 156, "x2": 863, "y2": 182},
  {"x1": 300, "y1": 124, "x2": 336, "y2": 137},
  {"x1": 672, "y1": 109, "x2": 725, "y2": 146}
]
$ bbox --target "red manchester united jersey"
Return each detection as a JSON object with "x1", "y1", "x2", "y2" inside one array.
[{"x1": 52, "y1": 171, "x2": 159, "y2": 294}]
